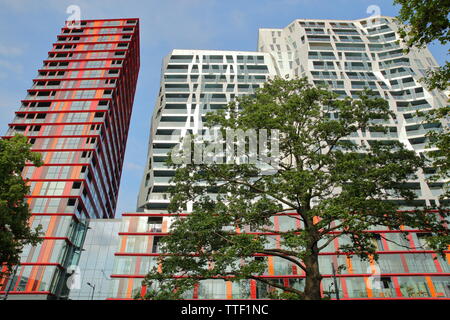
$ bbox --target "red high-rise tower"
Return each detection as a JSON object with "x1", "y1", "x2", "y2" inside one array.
[{"x1": 1, "y1": 18, "x2": 140, "y2": 299}]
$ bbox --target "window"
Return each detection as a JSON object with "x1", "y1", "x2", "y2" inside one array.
[
  {"x1": 50, "y1": 152, "x2": 72, "y2": 164},
  {"x1": 83, "y1": 70, "x2": 102, "y2": 77},
  {"x1": 152, "y1": 237, "x2": 161, "y2": 253},
  {"x1": 72, "y1": 181, "x2": 81, "y2": 189},
  {"x1": 86, "y1": 61, "x2": 105, "y2": 68},
  {"x1": 80, "y1": 80, "x2": 100, "y2": 88},
  {"x1": 67, "y1": 113, "x2": 88, "y2": 122},
  {"x1": 103, "y1": 21, "x2": 120, "y2": 26},
  {"x1": 70, "y1": 101, "x2": 90, "y2": 110},
  {"x1": 416, "y1": 233, "x2": 432, "y2": 249},
  {"x1": 93, "y1": 43, "x2": 111, "y2": 50},
  {"x1": 40, "y1": 181, "x2": 66, "y2": 196},
  {"x1": 147, "y1": 217, "x2": 163, "y2": 232},
  {"x1": 63, "y1": 125, "x2": 84, "y2": 135},
  {"x1": 74, "y1": 90, "x2": 96, "y2": 99},
  {"x1": 372, "y1": 234, "x2": 384, "y2": 250}
]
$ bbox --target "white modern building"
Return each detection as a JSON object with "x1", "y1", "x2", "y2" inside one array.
[
  {"x1": 139, "y1": 17, "x2": 448, "y2": 212},
  {"x1": 109, "y1": 17, "x2": 449, "y2": 299},
  {"x1": 137, "y1": 50, "x2": 277, "y2": 211}
]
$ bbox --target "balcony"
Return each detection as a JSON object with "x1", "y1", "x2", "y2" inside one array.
[
  {"x1": 25, "y1": 94, "x2": 55, "y2": 100},
  {"x1": 344, "y1": 53, "x2": 370, "y2": 61},
  {"x1": 161, "y1": 109, "x2": 188, "y2": 115},
  {"x1": 336, "y1": 44, "x2": 366, "y2": 51},
  {"x1": 169, "y1": 58, "x2": 193, "y2": 64},
  {"x1": 153, "y1": 176, "x2": 172, "y2": 184},
  {"x1": 165, "y1": 66, "x2": 189, "y2": 74},
  {"x1": 148, "y1": 193, "x2": 170, "y2": 201},
  {"x1": 369, "y1": 131, "x2": 398, "y2": 138},
  {"x1": 35, "y1": 74, "x2": 66, "y2": 79},
  {"x1": 153, "y1": 134, "x2": 183, "y2": 141}
]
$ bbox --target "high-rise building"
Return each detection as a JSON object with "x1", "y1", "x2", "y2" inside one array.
[
  {"x1": 101, "y1": 16, "x2": 446, "y2": 299},
  {"x1": 110, "y1": 50, "x2": 276, "y2": 299},
  {"x1": 0, "y1": 18, "x2": 140, "y2": 300}
]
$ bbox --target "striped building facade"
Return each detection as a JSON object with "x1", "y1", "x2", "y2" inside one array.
[
  {"x1": 109, "y1": 16, "x2": 449, "y2": 300},
  {"x1": 1, "y1": 18, "x2": 140, "y2": 299}
]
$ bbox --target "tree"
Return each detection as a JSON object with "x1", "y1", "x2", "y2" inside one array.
[
  {"x1": 141, "y1": 77, "x2": 449, "y2": 300},
  {"x1": 0, "y1": 134, "x2": 43, "y2": 278},
  {"x1": 394, "y1": 0, "x2": 449, "y2": 90}
]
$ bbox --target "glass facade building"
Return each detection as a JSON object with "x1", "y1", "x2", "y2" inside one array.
[
  {"x1": 109, "y1": 16, "x2": 449, "y2": 300},
  {"x1": 68, "y1": 219, "x2": 120, "y2": 300},
  {"x1": 0, "y1": 18, "x2": 140, "y2": 299}
]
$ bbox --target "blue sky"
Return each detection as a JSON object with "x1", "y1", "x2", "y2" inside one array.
[{"x1": 0, "y1": 0, "x2": 448, "y2": 216}]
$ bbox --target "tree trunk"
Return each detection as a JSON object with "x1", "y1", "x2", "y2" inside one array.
[
  {"x1": 301, "y1": 206, "x2": 323, "y2": 300},
  {"x1": 303, "y1": 250, "x2": 323, "y2": 300}
]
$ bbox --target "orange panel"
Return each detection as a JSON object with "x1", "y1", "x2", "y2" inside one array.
[
  {"x1": 72, "y1": 166, "x2": 81, "y2": 179},
  {"x1": 446, "y1": 245, "x2": 450, "y2": 264},
  {"x1": 226, "y1": 281, "x2": 232, "y2": 299},
  {"x1": 43, "y1": 240, "x2": 56, "y2": 263},
  {"x1": 28, "y1": 215, "x2": 35, "y2": 226},
  {"x1": 56, "y1": 112, "x2": 65, "y2": 123},
  {"x1": 365, "y1": 277, "x2": 373, "y2": 298},
  {"x1": 26, "y1": 266, "x2": 39, "y2": 291},
  {"x1": 267, "y1": 256, "x2": 274, "y2": 275},
  {"x1": 120, "y1": 236, "x2": 127, "y2": 252},
  {"x1": 95, "y1": 89, "x2": 103, "y2": 99},
  {"x1": 33, "y1": 181, "x2": 43, "y2": 196},
  {"x1": 346, "y1": 256, "x2": 353, "y2": 274},
  {"x1": 425, "y1": 276, "x2": 437, "y2": 297},
  {"x1": 126, "y1": 278, "x2": 133, "y2": 298},
  {"x1": 45, "y1": 216, "x2": 57, "y2": 237}
]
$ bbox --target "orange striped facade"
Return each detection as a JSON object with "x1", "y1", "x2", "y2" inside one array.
[
  {"x1": 1, "y1": 18, "x2": 140, "y2": 299},
  {"x1": 109, "y1": 213, "x2": 450, "y2": 300}
]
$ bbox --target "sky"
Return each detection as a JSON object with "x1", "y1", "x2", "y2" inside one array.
[{"x1": 0, "y1": 0, "x2": 448, "y2": 217}]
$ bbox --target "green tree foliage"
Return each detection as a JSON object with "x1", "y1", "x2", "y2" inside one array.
[
  {"x1": 394, "y1": 0, "x2": 449, "y2": 90},
  {"x1": 0, "y1": 134, "x2": 43, "y2": 278},
  {"x1": 141, "y1": 78, "x2": 449, "y2": 300}
]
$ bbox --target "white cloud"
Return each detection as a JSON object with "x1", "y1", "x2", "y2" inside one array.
[
  {"x1": 0, "y1": 0, "x2": 66, "y2": 12},
  {"x1": 0, "y1": 59, "x2": 24, "y2": 74},
  {"x1": 124, "y1": 161, "x2": 144, "y2": 171},
  {"x1": 2, "y1": 0, "x2": 223, "y2": 49},
  {"x1": 230, "y1": 10, "x2": 246, "y2": 29},
  {"x1": 46, "y1": 0, "x2": 221, "y2": 48},
  {"x1": 0, "y1": 45, "x2": 24, "y2": 57}
]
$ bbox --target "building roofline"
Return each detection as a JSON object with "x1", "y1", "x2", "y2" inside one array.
[
  {"x1": 290, "y1": 15, "x2": 395, "y2": 23},
  {"x1": 70, "y1": 18, "x2": 140, "y2": 23},
  {"x1": 258, "y1": 16, "x2": 396, "y2": 32},
  {"x1": 166, "y1": 48, "x2": 270, "y2": 56}
]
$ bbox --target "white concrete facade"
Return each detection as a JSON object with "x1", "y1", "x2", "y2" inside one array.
[{"x1": 139, "y1": 17, "x2": 448, "y2": 212}]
